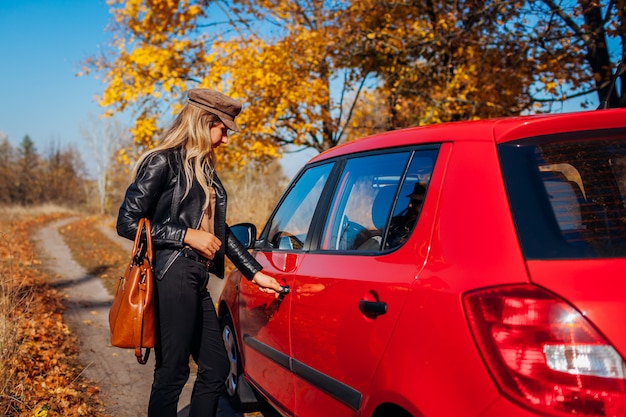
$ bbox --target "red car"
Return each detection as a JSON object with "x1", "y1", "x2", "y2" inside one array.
[{"x1": 218, "y1": 108, "x2": 626, "y2": 417}]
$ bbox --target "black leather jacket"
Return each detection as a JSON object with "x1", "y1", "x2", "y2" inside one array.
[{"x1": 116, "y1": 148, "x2": 262, "y2": 281}]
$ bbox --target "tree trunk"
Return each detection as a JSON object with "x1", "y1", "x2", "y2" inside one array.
[{"x1": 581, "y1": 0, "x2": 621, "y2": 107}]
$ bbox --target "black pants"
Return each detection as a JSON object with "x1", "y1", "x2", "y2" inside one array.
[{"x1": 148, "y1": 256, "x2": 229, "y2": 417}]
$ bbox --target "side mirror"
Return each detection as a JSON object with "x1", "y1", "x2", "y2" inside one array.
[{"x1": 230, "y1": 223, "x2": 257, "y2": 249}]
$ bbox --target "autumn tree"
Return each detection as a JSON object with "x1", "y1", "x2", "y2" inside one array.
[
  {"x1": 339, "y1": 1, "x2": 538, "y2": 128},
  {"x1": 346, "y1": 0, "x2": 625, "y2": 127},
  {"x1": 0, "y1": 136, "x2": 16, "y2": 204},
  {"x1": 87, "y1": 0, "x2": 624, "y2": 163},
  {"x1": 86, "y1": 0, "x2": 374, "y2": 166},
  {"x1": 40, "y1": 143, "x2": 88, "y2": 207},
  {"x1": 15, "y1": 136, "x2": 41, "y2": 206},
  {"x1": 0, "y1": 136, "x2": 88, "y2": 208},
  {"x1": 521, "y1": 0, "x2": 626, "y2": 109}
]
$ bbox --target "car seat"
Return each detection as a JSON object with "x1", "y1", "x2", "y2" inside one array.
[{"x1": 354, "y1": 186, "x2": 397, "y2": 250}]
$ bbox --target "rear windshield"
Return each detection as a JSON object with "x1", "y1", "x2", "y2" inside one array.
[{"x1": 498, "y1": 129, "x2": 626, "y2": 259}]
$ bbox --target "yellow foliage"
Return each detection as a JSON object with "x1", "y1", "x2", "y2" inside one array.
[
  {"x1": 339, "y1": 0, "x2": 537, "y2": 126},
  {"x1": 92, "y1": 0, "x2": 361, "y2": 167},
  {"x1": 86, "y1": 0, "x2": 619, "y2": 168}
]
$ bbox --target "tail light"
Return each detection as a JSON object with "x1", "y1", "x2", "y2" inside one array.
[{"x1": 464, "y1": 285, "x2": 626, "y2": 416}]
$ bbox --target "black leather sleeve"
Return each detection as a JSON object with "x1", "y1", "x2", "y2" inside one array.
[
  {"x1": 225, "y1": 225, "x2": 262, "y2": 280},
  {"x1": 116, "y1": 152, "x2": 187, "y2": 247}
]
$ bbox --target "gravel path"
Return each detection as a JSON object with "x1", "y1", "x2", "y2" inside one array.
[{"x1": 34, "y1": 218, "x2": 254, "y2": 417}]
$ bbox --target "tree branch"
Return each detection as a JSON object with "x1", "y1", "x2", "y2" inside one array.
[{"x1": 540, "y1": 0, "x2": 593, "y2": 49}]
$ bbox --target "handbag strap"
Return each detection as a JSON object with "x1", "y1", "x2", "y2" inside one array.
[
  {"x1": 135, "y1": 281, "x2": 150, "y2": 364},
  {"x1": 132, "y1": 218, "x2": 154, "y2": 265},
  {"x1": 132, "y1": 217, "x2": 153, "y2": 365}
]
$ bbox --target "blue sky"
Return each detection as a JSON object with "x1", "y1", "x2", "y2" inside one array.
[{"x1": 0, "y1": 1, "x2": 112, "y2": 166}]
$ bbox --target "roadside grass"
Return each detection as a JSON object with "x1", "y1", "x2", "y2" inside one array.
[
  {"x1": 57, "y1": 215, "x2": 128, "y2": 296},
  {"x1": 0, "y1": 205, "x2": 108, "y2": 416}
]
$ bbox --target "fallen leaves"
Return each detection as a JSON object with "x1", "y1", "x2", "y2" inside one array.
[{"x1": 0, "y1": 212, "x2": 110, "y2": 416}]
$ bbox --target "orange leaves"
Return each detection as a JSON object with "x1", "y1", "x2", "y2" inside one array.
[{"x1": 0, "y1": 213, "x2": 108, "y2": 416}]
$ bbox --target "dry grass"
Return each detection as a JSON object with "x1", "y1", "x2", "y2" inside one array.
[
  {"x1": 0, "y1": 203, "x2": 77, "y2": 221},
  {"x1": 0, "y1": 236, "x2": 32, "y2": 408},
  {"x1": 222, "y1": 167, "x2": 287, "y2": 232}
]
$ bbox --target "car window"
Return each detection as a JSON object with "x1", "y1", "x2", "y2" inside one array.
[
  {"x1": 387, "y1": 152, "x2": 437, "y2": 247},
  {"x1": 263, "y1": 163, "x2": 333, "y2": 250},
  {"x1": 499, "y1": 133, "x2": 626, "y2": 259},
  {"x1": 320, "y1": 149, "x2": 437, "y2": 252}
]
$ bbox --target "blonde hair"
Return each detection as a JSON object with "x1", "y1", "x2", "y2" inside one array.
[{"x1": 133, "y1": 104, "x2": 220, "y2": 210}]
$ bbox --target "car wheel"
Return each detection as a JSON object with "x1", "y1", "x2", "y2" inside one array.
[{"x1": 221, "y1": 312, "x2": 260, "y2": 411}]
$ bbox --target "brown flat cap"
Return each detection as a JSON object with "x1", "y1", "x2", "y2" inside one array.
[{"x1": 187, "y1": 88, "x2": 242, "y2": 132}]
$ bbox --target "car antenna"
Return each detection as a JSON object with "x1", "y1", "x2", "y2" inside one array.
[{"x1": 597, "y1": 51, "x2": 625, "y2": 110}]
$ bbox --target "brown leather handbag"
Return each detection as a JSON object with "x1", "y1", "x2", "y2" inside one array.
[{"x1": 109, "y1": 218, "x2": 155, "y2": 364}]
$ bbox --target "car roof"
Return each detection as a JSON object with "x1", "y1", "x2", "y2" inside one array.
[{"x1": 310, "y1": 108, "x2": 626, "y2": 163}]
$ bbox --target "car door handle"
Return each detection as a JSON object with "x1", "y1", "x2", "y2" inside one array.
[
  {"x1": 359, "y1": 300, "x2": 387, "y2": 317},
  {"x1": 277, "y1": 285, "x2": 290, "y2": 301}
]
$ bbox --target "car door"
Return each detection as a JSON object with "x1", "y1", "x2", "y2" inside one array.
[
  {"x1": 238, "y1": 162, "x2": 335, "y2": 414},
  {"x1": 289, "y1": 149, "x2": 439, "y2": 417}
]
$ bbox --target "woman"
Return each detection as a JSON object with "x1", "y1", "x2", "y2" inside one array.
[{"x1": 117, "y1": 88, "x2": 283, "y2": 417}]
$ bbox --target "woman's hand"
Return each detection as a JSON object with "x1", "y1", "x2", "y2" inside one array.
[
  {"x1": 252, "y1": 271, "x2": 284, "y2": 294},
  {"x1": 184, "y1": 228, "x2": 222, "y2": 259}
]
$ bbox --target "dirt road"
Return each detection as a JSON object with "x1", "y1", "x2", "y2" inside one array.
[{"x1": 34, "y1": 218, "x2": 265, "y2": 417}]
